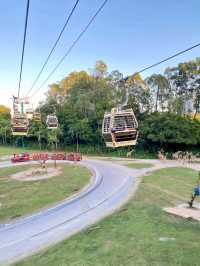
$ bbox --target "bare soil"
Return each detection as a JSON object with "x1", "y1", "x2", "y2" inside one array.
[{"x1": 10, "y1": 167, "x2": 62, "y2": 181}]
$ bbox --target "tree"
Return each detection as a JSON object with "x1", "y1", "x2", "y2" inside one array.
[
  {"x1": 146, "y1": 74, "x2": 170, "y2": 112},
  {"x1": 48, "y1": 71, "x2": 91, "y2": 101},
  {"x1": 124, "y1": 74, "x2": 150, "y2": 115},
  {"x1": 0, "y1": 105, "x2": 11, "y2": 144},
  {"x1": 60, "y1": 71, "x2": 90, "y2": 94},
  {"x1": 168, "y1": 96, "x2": 184, "y2": 115},
  {"x1": 53, "y1": 67, "x2": 115, "y2": 147},
  {"x1": 0, "y1": 118, "x2": 11, "y2": 144},
  {"x1": 28, "y1": 120, "x2": 48, "y2": 149},
  {"x1": 92, "y1": 60, "x2": 108, "y2": 78},
  {"x1": 140, "y1": 112, "x2": 200, "y2": 148},
  {"x1": 0, "y1": 105, "x2": 11, "y2": 119},
  {"x1": 48, "y1": 83, "x2": 60, "y2": 97},
  {"x1": 194, "y1": 78, "x2": 200, "y2": 119}
]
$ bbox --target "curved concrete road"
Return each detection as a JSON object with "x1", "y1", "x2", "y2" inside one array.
[{"x1": 0, "y1": 159, "x2": 139, "y2": 265}]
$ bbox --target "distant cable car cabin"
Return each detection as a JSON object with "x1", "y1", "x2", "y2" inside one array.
[
  {"x1": 102, "y1": 108, "x2": 138, "y2": 148},
  {"x1": 46, "y1": 115, "x2": 58, "y2": 129},
  {"x1": 12, "y1": 114, "x2": 29, "y2": 136}
]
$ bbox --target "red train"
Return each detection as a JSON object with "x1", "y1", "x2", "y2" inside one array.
[
  {"x1": 11, "y1": 152, "x2": 82, "y2": 163},
  {"x1": 48, "y1": 153, "x2": 82, "y2": 161},
  {"x1": 11, "y1": 153, "x2": 30, "y2": 163}
]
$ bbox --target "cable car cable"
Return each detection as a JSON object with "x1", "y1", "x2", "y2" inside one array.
[
  {"x1": 30, "y1": 0, "x2": 109, "y2": 98},
  {"x1": 17, "y1": 0, "x2": 30, "y2": 98},
  {"x1": 25, "y1": 0, "x2": 80, "y2": 97},
  {"x1": 31, "y1": 39, "x2": 199, "y2": 98},
  {"x1": 136, "y1": 42, "x2": 200, "y2": 75}
]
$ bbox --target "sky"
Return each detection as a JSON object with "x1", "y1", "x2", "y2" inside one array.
[{"x1": 0, "y1": 0, "x2": 199, "y2": 108}]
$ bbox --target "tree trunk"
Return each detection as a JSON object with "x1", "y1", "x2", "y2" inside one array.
[
  {"x1": 4, "y1": 130, "x2": 7, "y2": 144},
  {"x1": 76, "y1": 134, "x2": 79, "y2": 153},
  {"x1": 194, "y1": 109, "x2": 197, "y2": 119},
  {"x1": 155, "y1": 85, "x2": 160, "y2": 112}
]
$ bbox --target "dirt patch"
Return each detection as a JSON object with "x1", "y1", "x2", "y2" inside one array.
[
  {"x1": 10, "y1": 167, "x2": 62, "y2": 181},
  {"x1": 164, "y1": 203, "x2": 200, "y2": 221}
]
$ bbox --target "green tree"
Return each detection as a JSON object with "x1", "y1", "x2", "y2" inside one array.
[
  {"x1": 140, "y1": 112, "x2": 200, "y2": 148},
  {"x1": 0, "y1": 105, "x2": 11, "y2": 144},
  {"x1": 47, "y1": 129, "x2": 61, "y2": 150},
  {"x1": 92, "y1": 60, "x2": 108, "y2": 78},
  {"x1": 147, "y1": 74, "x2": 170, "y2": 112},
  {"x1": 28, "y1": 120, "x2": 48, "y2": 149}
]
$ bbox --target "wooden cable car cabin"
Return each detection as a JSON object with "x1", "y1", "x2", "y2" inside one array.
[
  {"x1": 12, "y1": 114, "x2": 29, "y2": 136},
  {"x1": 102, "y1": 108, "x2": 138, "y2": 148},
  {"x1": 46, "y1": 115, "x2": 58, "y2": 129}
]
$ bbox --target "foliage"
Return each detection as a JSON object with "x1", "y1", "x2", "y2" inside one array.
[
  {"x1": 0, "y1": 104, "x2": 11, "y2": 118},
  {"x1": 48, "y1": 71, "x2": 91, "y2": 100},
  {"x1": 93, "y1": 60, "x2": 108, "y2": 77},
  {"x1": 139, "y1": 112, "x2": 200, "y2": 147},
  {"x1": 59, "y1": 67, "x2": 115, "y2": 146},
  {"x1": 28, "y1": 120, "x2": 48, "y2": 149},
  {"x1": 146, "y1": 74, "x2": 170, "y2": 112},
  {"x1": 0, "y1": 105, "x2": 11, "y2": 144}
]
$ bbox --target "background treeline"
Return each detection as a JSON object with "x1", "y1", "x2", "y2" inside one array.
[{"x1": 1, "y1": 58, "x2": 200, "y2": 157}]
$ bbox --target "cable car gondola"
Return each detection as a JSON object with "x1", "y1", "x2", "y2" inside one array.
[
  {"x1": 46, "y1": 115, "x2": 58, "y2": 129},
  {"x1": 102, "y1": 108, "x2": 138, "y2": 148},
  {"x1": 12, "y1": 114, "x2": 29, "y2": 136}
]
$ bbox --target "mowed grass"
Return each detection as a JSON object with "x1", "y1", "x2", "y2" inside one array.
[
  {"x1": 0, "y1": 164, "x2": 91, "y2": 223},
  {"x1": 0, "y1": 146, "x2": 39, "y2": 156},
  {"x1": 15, "y1": 167, "x2": 200, "y2": 266},
  {"x1": 125, "y1": 162, "x2": 154, "y2": 169}
]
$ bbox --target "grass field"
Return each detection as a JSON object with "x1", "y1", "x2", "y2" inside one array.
[
  {"x1": 125, "y1": 162, "x2": 154, "y2": 169},
  {"x1": 0, "y1": 145, "x2": 157, "y2": 159},
  {"x1": 15, "y1": 167, "x2": 200, "y2": 266},
  {"x1": 0, "y1": 164, "x2": 91, "y2": 223},
  {"x1": 0, "y1": 146, "x2": 41, "y2": 156}
]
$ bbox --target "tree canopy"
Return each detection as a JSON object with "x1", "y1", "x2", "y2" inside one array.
[{"x1": 2, "y1": 59, "x2": 200, "y2": 154}]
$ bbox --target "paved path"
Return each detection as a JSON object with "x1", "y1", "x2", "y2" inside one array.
[
  {"x1": 0, "y1": 158, "x2": 199, "y2": 265},
  {"x1": 0, "y1": 159, "x2": 138, "y2": 265}
]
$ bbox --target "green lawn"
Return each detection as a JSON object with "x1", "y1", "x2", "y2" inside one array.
[
  {"x1": 15, "y1": 167, "x2": 200, "y2": 266},
  {"x1": 125, "y1": 162, "x2": 154, "y2": 169},
  {"x1": 0, "y1": 146, "x2": 40, "y2": 156},
  {"x1": 0, "y1": 164, "x2": 91, "y2": 223}
]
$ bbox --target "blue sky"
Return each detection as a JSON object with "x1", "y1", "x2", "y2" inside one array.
[{"x1": 0, "y1": 0, "x2": 199, "y2": 107}]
